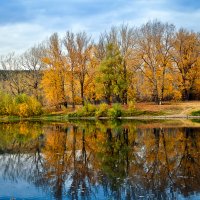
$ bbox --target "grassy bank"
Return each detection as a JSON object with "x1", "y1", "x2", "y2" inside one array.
[
  {"x1": 66, "y1": 101, "x2": 200, "y2": 119},
  {"x1": 191, "y1": 110, "x2": 200, "y2": 116},
  {"x1": 0, "y1": 101, "x2": 200, "y2": 122},
  {"x1": 0, "y1": 113, "x2": 68, "y2": 122},
  {"x1": 67, "y1": 103, "x2": 165, "y2": 119},
  {"x1": 42, "y1": 101, "x2": 200, "y2": 119}
]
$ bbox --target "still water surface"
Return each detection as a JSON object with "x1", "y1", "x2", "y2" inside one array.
[{"x1": 0, "y1": 120, "x2": 200, "y2": 200}]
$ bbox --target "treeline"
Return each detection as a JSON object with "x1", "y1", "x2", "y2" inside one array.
[{"x1": 1, "y1": 20, "x2": 200, "y2": 109}]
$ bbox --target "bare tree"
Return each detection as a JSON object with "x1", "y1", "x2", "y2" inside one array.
[
  {"x1": 20, "y1": 44, "x2": 45, "y2": 100},
  {"x1": 0, "y1": 53, "x2": 27, "y2": 95}
]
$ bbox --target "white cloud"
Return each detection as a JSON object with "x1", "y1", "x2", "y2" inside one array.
[
  {"x1": 0, "y1": 23, "x2": 52, "y2": 55},
  {"x1": 0, "y1": 0, "x2": 200, "y2": 54}
]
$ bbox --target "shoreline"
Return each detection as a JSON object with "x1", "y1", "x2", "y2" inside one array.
[{"x1": 1, "y1": 115, "x2": 200, "y2": 122}]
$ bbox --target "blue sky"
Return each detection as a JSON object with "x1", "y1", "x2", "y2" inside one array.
[{"x1": 0, "y1": 0, "x2": 200, "y2": 54}]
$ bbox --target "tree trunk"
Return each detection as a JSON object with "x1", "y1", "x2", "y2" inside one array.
[
  {"x1": 71, "y1": 68, "x2": 75, "y2": 109},
  {"x1": 161, "y1": 64, "x2": 166, "y2": 104},
  {"x1": 71, "y1": 81, "x2": 75, "y2": 109},
  {"x1": 182, "y1": 88, "x2": 189, "y2": 101},
  {"x1": 122, "y1": 60, "x2": 128, "y2": 104},
  {"x1": 122, "y1": 89, "x2": 128, "y2": 104},
  {"x1": 63, "y1": 102, "x2": 68, "y2": 108},
  {"x1": 105, "y1": 95, "x2": 111, "y2": 105},
  {"x1": 81, "y1": 82, "x2": 84, "y2": 106},
  {"x1": 153, "y1": 87, "x2": 159, "y2": 104}
]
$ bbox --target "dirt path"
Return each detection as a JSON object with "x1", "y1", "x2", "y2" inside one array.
[
  {"x1": 174, "y1": 102, "x2": 200, "y2": 117},
  {"x1": 135, "y1": 101, "x2": 200, "y2": 118}
]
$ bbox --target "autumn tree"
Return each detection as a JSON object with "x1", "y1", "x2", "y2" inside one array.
[
  {"x1": 83, "y1": 54, "x2": 99, "y2": 103},
  {"x1": 75, "y1": 32, "x2": 92, "y2": 105},
  {"x1": 171, "y1": 29, "x2": 200, "y2": 100},
  {"x1": 63, "y1": 31, "x2": 77, "y2": 108},
  {"x1": 136, "y1": 21, "x2": 175, "y2": 104},
  {"x1": 41, "y1": 33, "x2": 68, "y2": 108},
  {"x1": 1, "y1": 20, "x2": 200, "y2": 106},
  {"x1": 63, "y1": 31, "x2": 92, "y2": 106}
]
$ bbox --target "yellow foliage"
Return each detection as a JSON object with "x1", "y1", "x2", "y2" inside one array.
[
  {"x1": 172, "y1": 91, "x2": 182, "y2": 101},
  {"x1": 41, "y1": 68, "x2": 66, "y2": 106},
  {"x1": 18, "y1": 103, "x2": 29, "y2": 117},
  {"x1": 29, "y1": 96, "x2": 43, "y2": 115},
  {"x1": 41, "y1": 57, "x2": 51, "y2": 65}
]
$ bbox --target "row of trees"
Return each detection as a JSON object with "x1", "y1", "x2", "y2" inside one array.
[{"x1": 1, "y1": 20, "x2": 200, "y2": 108}]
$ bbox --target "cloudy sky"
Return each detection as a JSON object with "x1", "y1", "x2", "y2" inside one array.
[{"x1": 0, "y1": 0, "x2": 200, "y2": 54}]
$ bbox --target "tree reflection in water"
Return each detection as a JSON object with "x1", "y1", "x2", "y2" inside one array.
[{"x1": 0, "y1": 121, "x2": 200, "y2": 199}]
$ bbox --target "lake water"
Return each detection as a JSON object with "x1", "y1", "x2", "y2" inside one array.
[{"x1": 0, "y1": 119, "x2": 200, "y2": 200}]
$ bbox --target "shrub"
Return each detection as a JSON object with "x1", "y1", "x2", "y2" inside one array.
[
  {"x1": 72, "y1": 103, "x2": 96, "y2": 117},
  {"x1": 18, "y1": 103, "x2": 30, "y2": 117},
  {"x1": 122, "y1": 101, "x2": 136, "y2": 116},
  {"x1": 191, "y1": 110, "x2": 200, "y2": 116},
  {"x1": 0, "y1": 93, "x2": 16, "y2": 115},
  {"x1": 0, "y1": 91, "x2": 5, "y2": 113},
  {"x1": 67, "y1": 112, "x2": 78, "y2": 118},
  {"x1": 82, "y1": 103, "x2": 96, "y2": 114},
  {"x1": 108, "y1": 104, "x2": 122, "y2": 118},
  {"x1": 95, "y1": 103, "x2": 109, "y2": 118},
  {"x1": 14, "y1": 94, "x2": 43, "y2": 117},
  {"x1": 128, "y1": 101, "x2": 135, "y2": 111},
  {"x1": 28, "y1": 97, "x2": 43, "y2": 116},
  {"x1": 15, "y1": 93, "x2": 29, "y2": 104},
  {"x1": 82, "y1": 103, "x2": 96, "y2": 116}
]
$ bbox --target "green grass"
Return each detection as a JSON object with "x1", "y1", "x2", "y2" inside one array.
[
  {"x1": 67, "y1": 105, "x2": 165, "y2": 119},
  {"x1": 122, "y1": 109, "x2": 165, "y2": 117},
  {"x1": 0, "y1": 103, "x2": 193, "y2": 122},
  {"x1": 191, "y1": 110, "x2": 200, "y2": 116},
  {"x1": 0, "y1": 113, "x2": 69, "y2": 122},
  {"x1": 191, "y1": 119, "x2": 200, "y2": 123},
  {"x1": 0, "y1": 115, "x2": 21, "y2": 122}
]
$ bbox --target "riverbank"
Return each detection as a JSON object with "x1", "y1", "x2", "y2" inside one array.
[
  {"x1": 0, "y1": 101, "x2": 200, "y2": 122},
  {"x1": 135, "y1": 101, "x2": 200, "y2": 117},
  {"x1": 66, "y1": 101, "x2": 200, "y2": 119}
]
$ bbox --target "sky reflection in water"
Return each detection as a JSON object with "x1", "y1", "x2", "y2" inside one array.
[{"x1": 0, "y1": 120, "x2": 200, "y2": 200}]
